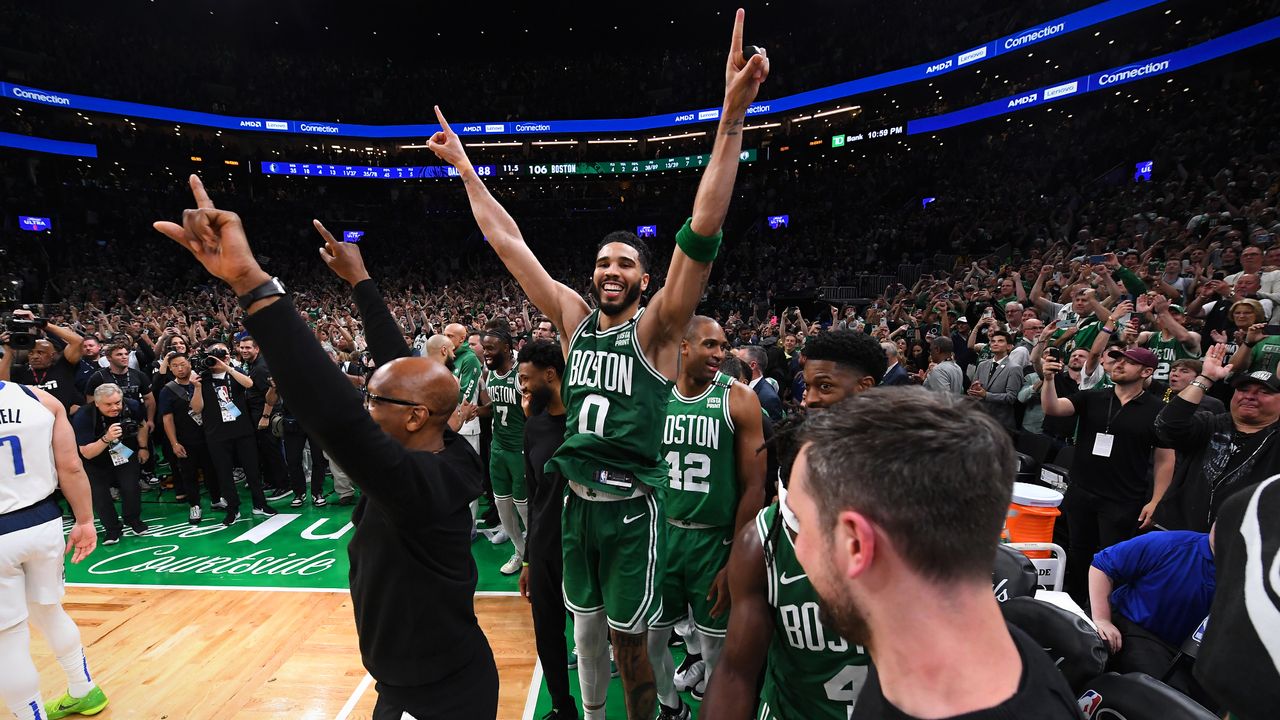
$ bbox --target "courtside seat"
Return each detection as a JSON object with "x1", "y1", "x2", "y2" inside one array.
[
  {"x1": 1001, "y1": 596, "x2": 1106, "y2": 694},
  {"x1": 1076, "y1": 673, "x2": 1218, "y2": 720}
]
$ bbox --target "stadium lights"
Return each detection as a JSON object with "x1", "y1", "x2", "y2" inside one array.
[
  {"x1": 744, "y1": 122, "x2": 782, "y2": 131},
  {"x1": 811, "y1": 106, "x2": 860, "y2": 119},
  {"x1": 460, "y1": 141, "x2": 523, "y2": 148},
  {"x1": 791, "y1": 115, "x2": 814, "y2": 123},
  {"x1": 532, "y1": 140, "x2": 579, "y2": 146},
  {"x1": 587, "y1": 139, "x2": 638, "y2": 144},
  {"x1": 648, "y1": 132, "x2": 706, "y2": 142}
]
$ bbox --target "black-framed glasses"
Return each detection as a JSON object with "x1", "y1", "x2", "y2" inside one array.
[{"x1": 362, "y1": 388, "x2": 423, "y2": 410}]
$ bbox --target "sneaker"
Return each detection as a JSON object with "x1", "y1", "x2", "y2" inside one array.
[
  {"x1": 223, "y1": 510, "x2": 241, "y2": 527},
  {"x1": 138, "y1": 479, "x2": 152, "y2": 491},
  {"x1": 540, "y1": 710, "x2": 578, "y2": 720},
  {"x1": 126, "y1": 522, "x2": 149, "y2": 536},
  {"x1": 673, "y1": 656, "x2": 705, "y2": 693},
  {"x1": 252, "y1": 506, "x2": 278, "y2": 517},
  {"x1": 290, "y1": 494, "x2": 305, "y2": 508},
  {"x1": 102, "y1": 531, "x2": 122, "y2": 546},
  {"x1": 312, "y1": 495, "x2": 328, "y2": 507},
  {"x1": 266, "y1": 487, "x2": 293, "y2": 501},
  {"x1": 233, "y1": 467, "x2": 247, "y2": 485},
  {"x1": 691, "y1": 676, "x2": 707, "y2": 702},
  {"x1": 210, "y1": 499, "x2": 228, "y2": 510},
  {"x1": 336, "y1": 495, "x2": 356, "y2": 506},
  {"x1": 500, "y1": 553, "x2": 523, "y2": 576},
  {"x1": 489, "y1": 528, "x2": 509, "y2": 545},
  {"x1": 567, "y1": 651, "x2": 577, "y2": 670},
  {"x1": 188, "y1": 506, "x2": 202, "y2": 525},
  {"x1": 668, "y1": 632, "x2": 686, "y2": 648},
  {"x1": 44, "y1": 685, "x2": 109, "y2": 720},
  {"x1": 144, "y1": 473, "x2": 161, "y2": 486},
  {"x1": 657, "y1": 699, "x2": 690, "y2": 720}
]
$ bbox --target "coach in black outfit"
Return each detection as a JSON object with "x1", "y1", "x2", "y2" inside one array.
[
  {"x1": 153, "y1": 176, "x2": 496, "y2": 719},
  {"x1": 516, "y1": 339, "x2": 578, "y2": 720}
]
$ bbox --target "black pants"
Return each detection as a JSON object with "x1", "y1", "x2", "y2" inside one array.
[
  {"x1": 282, "y1": 429, "x2": 327, "y2": 498},
  {"x1": 527, "y1": 478, "x2": 576, "y2": 713},
  {"x1": 371, "y1": 646, "x2": 499, "y2": 720},
  {"x1": 171, "y1": 441, "x2": 219, "y2": 507},
  {"x1": 254, "y1": 427, "x2": 290, "y2": 490},
  {"x1": 1109, "y1": 615, "x2": 1176, "y2": 677},
  {"x1": 1064, "y1": 485, "x2": 1144, "y2": 604},
  {"x1": 87, "y1": 460, "x2": 141, "y2": 533},
  {"x1": 207, "y1": 434, "x2": 267, "y2": 512}
]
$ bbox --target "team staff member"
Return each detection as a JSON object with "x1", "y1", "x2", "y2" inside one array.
[
  {"x1": 0, "y1": 382, "x2": 105, "y2": 720},
  {"x1": 159, "y1": 353, "x2": 220, "y2": 524},
  {"x1": 648, "y1": 316, "x2": 765, "y2": 720},
  {"x1": 72, "y1": 383, "x2": 150, "y2": 544},
  {"x1": 516, "y1": 340, "x2": 578, "y2": 720},
  {"x1": 703, "y1": 330, "x2": 883, "y2": 720},
  {"x1": 788, "y1": 390, "x2": 1080, "y2": 719},
  {"x1": 154, "y1": 177, "x2": 497, "y2": 719},
  {"x1": 1042, "y1": 346, "x2": 1176, "y2": 603},
  {"x1": 429, "y1": 12, "x2": 768, "y2": 718},
  {"x1": 0, "y1": 309, "x2": 85, "y2": 413}
]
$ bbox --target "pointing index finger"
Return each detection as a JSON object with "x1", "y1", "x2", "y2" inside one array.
[
  {"x1": 313, "y1": 218, "x2": 340, "y2": 251},
  {"x1": 730, "y1": 8, "x2": 745, "y2": 61},
  {"x1": 434, "y1": 105, "x2": 453, "y2": 135},
  {"x1": 189, "y1": 174, "x2": 215, "y2": 210}
]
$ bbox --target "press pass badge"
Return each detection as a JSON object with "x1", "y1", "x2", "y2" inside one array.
[
  {"x1": 1092, "y1": 432, "x2": 1114, "y2": 458},
  {"x1": 110, "y1": 443, "x2": 134, "y2": 467},
  {"x1": 219, "y1": 398, "x2": 241, "y2": 423}
]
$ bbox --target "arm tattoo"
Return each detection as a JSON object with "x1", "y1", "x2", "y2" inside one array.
[{"x1": 721, "y1": 118, "x2": 744, "y2": 137}]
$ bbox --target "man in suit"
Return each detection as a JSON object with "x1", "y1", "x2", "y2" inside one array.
[
  {"x1": 969, "y1": 330, "x2": 1023, "y2": 432},
  {"x1": 735, "y1": 345, "x2": 785, "y2": 421},
  {"x1": 880, "y1": 342, "x2": 912, "y2": 386}
]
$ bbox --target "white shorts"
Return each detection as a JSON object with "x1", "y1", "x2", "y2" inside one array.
[{"x1": 0, "y1": 518, "x2": 65, "y2": 629}]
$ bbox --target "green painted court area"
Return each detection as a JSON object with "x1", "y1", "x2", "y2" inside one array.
[{"x1": 63, "y1": 486, "x2": 521, "y2": 593}]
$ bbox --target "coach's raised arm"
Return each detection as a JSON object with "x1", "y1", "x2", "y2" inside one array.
[{"x1": 152, "y1": 174, "x2": 498, "y2": 718}]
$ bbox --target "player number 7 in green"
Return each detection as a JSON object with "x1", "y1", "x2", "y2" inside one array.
[
  {"x1": 665, "y1": 451, "x2": 711, "y2": 493},
  {"x1": 495, "y1": 405, "x2": 509, "y2": 427}
]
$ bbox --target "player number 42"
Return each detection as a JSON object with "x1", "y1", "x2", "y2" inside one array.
[{"x1": 666, "y1": 451, "x2": 711, "y2": 493}]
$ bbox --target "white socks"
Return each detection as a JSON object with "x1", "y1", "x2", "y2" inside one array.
[
  {"x1": 0, "y1": 622, "x2": 43, "y2": 720},
  {"x1": 495, "y1": 497, "x2": 526, "y2": 557},
  {"x1": 647, "y1": 626, "x2": 680, "y2": 708},
  {"x1": 573, "y1": 611, "x2": 610, "y2": 720},
  {"x1": 700, "y1": 632, "x2": 726, "y2": 684}
]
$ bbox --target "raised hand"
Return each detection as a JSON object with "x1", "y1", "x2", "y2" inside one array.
[
  {"x1": 1246, "y1": 323, "x2": 1267, "y2": 345},
  {"x1": 427, "y1": 106, "x2": 471, "y2": 171},
  {"x1": 723, "y1": 8, "x2": 769, "y2": 114},
  {"x1": 315, "y1": 220, "x2": 372, "y2": 286},
  {"x1": 1110, "y1": 300, "x2": 1135, "y2": 323},
  {"x1": 1135, "y1": 293, "x2": 1154, "y2": 314},
  {"x1": 1202, "y1": 343, "x2": 1231, "y2": 381},
  {"x1": 153, "y1": 175, "x2": 269, "y2": 294}
]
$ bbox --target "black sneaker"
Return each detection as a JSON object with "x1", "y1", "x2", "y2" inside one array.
[
  {"x1": 222, "y1": 510, "x2": 241, "y2": 527},
  {"x1": 103, "y1": 530, "x2": 123, "y2": 546},
  {"x1": 690, "y1": 676, "x2": 707, "y2": 702},
  {"x1": 266, "y1": 487, "x2": 293, "y2": 501},
  {"x1": 127, "y1": 522, "x2": 149, "y2": 536},
  {"x1": 252, "y1": 505, "x2": 278, "y2": 517},
  {"x1": 312, "y1": 495, "x2": 328, "y2": 507},
  {"x1": 657, "y1": 699, "x2": 690, "y2": 720},
  {"x1": 289, "y1": 494, "x2": 305, "y2": 508}
]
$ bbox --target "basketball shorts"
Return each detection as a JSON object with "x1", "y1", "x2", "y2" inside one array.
[
  {"x1": 561, "y1": 487, "x2": 666, "y2": 634},
  {"x1": 651, "y1": 524, "x2": 733, "y2": 636},
  {"x1": 0, "y1": 518, "x2": 66, "y2": 629},
  {"x1": 489, "y1": 448, "x2": 527, "y2": 502}
]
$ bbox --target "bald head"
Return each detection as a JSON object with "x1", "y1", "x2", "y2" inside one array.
[
  {"x1": 684, "y1": 315, "x2": 721, "y2": 341},
  {"x1": 369, "y1": 357, "x2": 459, "y2": 418},
  {"x1": 25, "y1": 339, "x2": 59, "y2": 369},
  {"x1": 424, "y1": 335, "x2": 453, "y2": 364},
  {"x1": 443, "y1": 323, "x2": 467, "y2": 349}
]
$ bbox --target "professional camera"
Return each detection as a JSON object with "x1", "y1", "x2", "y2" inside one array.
[
  {"x1": 3, "y1": 311, "x2": 48, "y2": 351},
  {"x1": 117, "y1": 418, "x2": 140, "y2": 438},
  {"x1": 194, "y1": 347, "x2": 229, "y2": 371}
]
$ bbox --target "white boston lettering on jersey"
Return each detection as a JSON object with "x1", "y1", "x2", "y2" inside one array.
[
  {"x1": 779, "y1": 601, "x2": 849, "y2": 653},
  {"x1": 567, "y1": 350, "x2": 634, "y2": 396},
  {"x1": 661, "y1": 414, "x2": 721, "y2": 450}
]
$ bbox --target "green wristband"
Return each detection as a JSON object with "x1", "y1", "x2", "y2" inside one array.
[{"x1": 675, "y1": 217, "x2": 723, "y2": 263}]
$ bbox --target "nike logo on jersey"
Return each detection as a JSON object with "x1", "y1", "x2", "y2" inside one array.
[
  {"x1": 778, "y1": 572, "x2": 808, "y2": 585},
  {"x1": 622, "y1": 513, "x2": 645, "y2": 525},
  {"x1": 721, "y1": 538, "x2": 733, "y2": 546}
]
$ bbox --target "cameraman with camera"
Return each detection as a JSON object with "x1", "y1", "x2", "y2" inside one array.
[
  {"x1": 193, "y1": 340, "x2": 275, "y2": 525},
  {"x1": 72, "y1": 383, "x2": 150, "y2": 544},
  {"x1": 0, "y1": 308, "x2": 85, "y2": 414}
]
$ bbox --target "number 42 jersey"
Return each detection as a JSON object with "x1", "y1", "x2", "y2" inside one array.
[{"x1": 757, "y1": 503, "x2": 870, "y2": 720}]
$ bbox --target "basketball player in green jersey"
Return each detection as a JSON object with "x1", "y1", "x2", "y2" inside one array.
[
  {"x1": 477, "y1": 321, "x2": 528, "y2": 576},
  {"x1": 1135, "y1": 293, "x2": 1200, "y2": 383},
  {"x1": 702, "y1": 330, "x2": 886, "y2": 720},
  {"x1": 648, "y1": 316, "x2": 765, "y2": 719},
  {"x1": 428, "y1": 13, "x2": 770, "y2": 718}
]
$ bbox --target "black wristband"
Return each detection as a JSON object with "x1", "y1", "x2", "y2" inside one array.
[{"x1": 236, "y1": 277, "x2": 287, "y2": 311}]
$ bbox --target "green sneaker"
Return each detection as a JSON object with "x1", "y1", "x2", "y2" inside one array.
[{"x1": 45, "y1": 686, "x2": 108, "y2": 719}]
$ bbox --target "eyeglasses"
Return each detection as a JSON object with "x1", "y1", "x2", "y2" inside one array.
[{"x1": 362, "y1": 388, "x2": 423, "y2": 410}]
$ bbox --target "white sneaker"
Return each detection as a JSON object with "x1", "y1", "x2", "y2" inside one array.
[
  {"x1": 500, "y1": 553, "x2": 523, "y2": 576},
  {"x1": 189, "y1": 505, "x2": 202, "y2": 525},
  {"x1": 673, "y1": 657, "x2": 705, "y2": 693},
  {"x1": 489, "y1": 528, "x2": 509, "y2": 545}
]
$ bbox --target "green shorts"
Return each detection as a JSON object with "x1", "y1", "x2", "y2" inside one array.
[
  {"x1": 489, "y1": 447, "x2": 526, "y2": 502},
  {"x1": 561, "y1": 487, "x2": 666, "y2": 634},
  {"x1": 652, "y1": 524, "x2": 732, "y2": 636}
]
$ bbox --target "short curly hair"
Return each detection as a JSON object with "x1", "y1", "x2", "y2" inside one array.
[
  {"x1": 801, "y1": 329, "x2": 887, "y2": 381},
  {"x1": 516, "y1": 339, "x2": 564, "y2": 378}
]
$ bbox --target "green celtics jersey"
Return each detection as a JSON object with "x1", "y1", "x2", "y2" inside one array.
[
  {"x1": 1251, "y1": 337, "x2": 1280, "y2": 375},
  {"x1": 547, "y1": 308, "x2": 674, "y2": 494},
  {"x1": 1143, "y1": 332, "x2": 1197, "y2": 382},
  {"x1": 487, "y1": 366, "x2": 525, "y2": 452},
  {"x1": 661, "y1": 374, "x2": 738, "y2": 527},
  {"x1": 453, "y1": 344, "x2": 483, "y2": 405},
  {"x1": 757, "y1": 504, "x2": 869, "y2": 720}
]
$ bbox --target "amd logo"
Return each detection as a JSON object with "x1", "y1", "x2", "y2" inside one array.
[
  {"x1": 926, "y1": 59, "x2": 953, "y2": 74},
  {"x1": 1007, "y1": 92, "x2": 1039, "y2": 108},
  {"x1": 674, "y1": 113, "x2": 696, "y2": 122}
]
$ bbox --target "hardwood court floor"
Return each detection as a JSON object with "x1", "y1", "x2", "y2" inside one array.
[{"x1": 30, "y1": 586, "x2": 536, "y2": 720}]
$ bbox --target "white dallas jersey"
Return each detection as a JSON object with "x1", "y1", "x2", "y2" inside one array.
[{"x1": 0, "y1": 382, "x2": 58, "y2": 513}]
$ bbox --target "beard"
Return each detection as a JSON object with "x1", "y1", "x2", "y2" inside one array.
[
  {"x1": 444, "y1": 356, "x2": 455, "y2": 373},
  {"x1": 815, "y1": 581, "x2": 873, "y2": 647},
  {"x1": 528, "y1": 384, "x2": 555, "y2": 416},
  {"x1": 591, "y1": 281, "x2": 642, "y2": 316}
]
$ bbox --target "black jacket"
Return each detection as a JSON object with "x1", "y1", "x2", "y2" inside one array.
[
  {"x1": 244, "y1": 281, "x2": 488, "y2": 686},
  {"x1": 1153, "y1": 396, "x2": 1280, "y2": 532}
]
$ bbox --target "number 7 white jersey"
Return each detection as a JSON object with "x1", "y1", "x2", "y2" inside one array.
[{"x1": 0, "y1": 382, "x2": 58, "y2": 513}]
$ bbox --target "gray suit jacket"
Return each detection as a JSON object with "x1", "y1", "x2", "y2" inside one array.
[{"x1": 975, "y1": 357, "x2": 1023, "y2": 430}]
